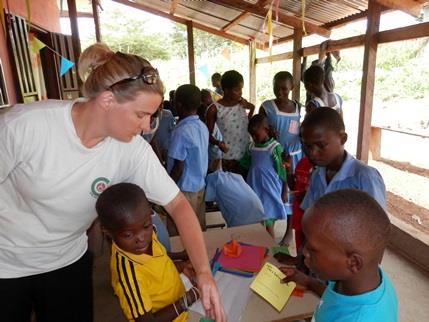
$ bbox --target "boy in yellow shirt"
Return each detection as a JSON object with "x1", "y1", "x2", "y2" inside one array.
[{"x1": 96, "y1": 183, "x2": 200, "y2": 322}]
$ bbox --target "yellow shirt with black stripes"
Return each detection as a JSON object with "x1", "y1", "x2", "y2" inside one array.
[{"x1": 110, "y1": 233, "x2": 187, "y2": 321}]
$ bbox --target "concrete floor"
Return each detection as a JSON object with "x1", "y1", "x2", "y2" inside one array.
[{"x1": 93, "y1": 214, "x2": 429, "y2": 322}]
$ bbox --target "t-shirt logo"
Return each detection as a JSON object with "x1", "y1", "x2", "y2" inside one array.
[{"x1": 90, "y1": 177, "x2": 110, "y2": 198}]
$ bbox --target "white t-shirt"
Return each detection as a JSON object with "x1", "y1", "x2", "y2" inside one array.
[{"x1": 0, "y1": 99, "x2": 179, "y2": 278}]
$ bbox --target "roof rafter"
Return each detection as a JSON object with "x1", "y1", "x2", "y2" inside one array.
[
  {"x1": 375, "y1": 0, "x2": 426, "y2": 17},
  {"x1": 221, "y1": 0, "x2": 271, "y2": 31},
  {"x1": 112, "y1": 0, "x2": 265, "y2": 48},
  {"x1": 208, "y1": 0, "x2": 331, "y2": 37},
  {"x1": 169, "y1": 0, "x2": 179, "y2": 15}
]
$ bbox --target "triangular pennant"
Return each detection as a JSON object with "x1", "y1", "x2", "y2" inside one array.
[
  {"x1": 197, "y1": 64, "x2": 209, "y2": 78},
  {"x1": 31, "y1": 37, "x2": 46, "y2": 53},
  {"x1": 60, "y1": 56, "x2": 74, "y2": 76}
]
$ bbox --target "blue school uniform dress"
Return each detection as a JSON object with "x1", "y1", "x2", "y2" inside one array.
[
  {"x1": 261, "y1": 99, "x2": 303, "y2": 214},
  {"x1": 261, "y1": 99, "x2": 303, "y2": 172},
  {"x1": 208, "y1": 124, "x2": 223, "y2": 163},
  {"x1": 240, "y1": 138, "x2": 287, "y2": 220},
  {"x1": 312, "y1": 268, "x2": 398, "y2": 322},
  {"x1": 167, "y1": 115, "x2": 209, "y2": 193},
  {"x1": 205, "y1": 171, "x2": 265, "y2": 227},
  {"x1": 153, "y1": 109, "x2": 176, "y2": 152},
  {"x1": 301, "y1": 151, "x2": 386, "y2": 211}
]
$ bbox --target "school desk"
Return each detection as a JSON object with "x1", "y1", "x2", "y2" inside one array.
[{"x1": 170, "y1": 223, "x2": 320, "y2": 322}]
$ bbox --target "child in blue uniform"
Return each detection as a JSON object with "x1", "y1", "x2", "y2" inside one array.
[
  {"x1": 199, "y1": 89, "x2": 224, "y2": 172},
  {"x1": 300, "y1": 107, "x2": 386, "y2": 211},
  {"x1": 280, "y1": 189, "x2": 398, "y2": 322},
  {"x1": 260, "y1": 71, "x2": 303, "y2": 174},
  {"x1": 260, "y1": 71, "x2": 303, "y2": 244},
  {"x1": 153, "y1": 109, "x2": 176, "y2": 165},
  {"x1": 205, "y1": 170, "x2": 265, "y2": 227},
  {"x1": 240, "y1": 114, "x2": 288, "y2": 237},
  {"x1": 167, "y1": 84, "x2": 209, "y2": 233}
]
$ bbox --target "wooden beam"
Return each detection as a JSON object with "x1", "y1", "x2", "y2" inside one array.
[
  {"x1": 268, "y1": 34, "x2": 294, "y2": 47},
  {"x1": 169, "y1": 0, "x2": 180, "y2": 15},
  {"x1": 60, "y1": 11, "x2": 94, "y2": 18},
  {"x1": 67, "y1": 0, "x2": 81, "y2": 60},
  {"x1": 257, "y1": 34, "x2": 365, "y2": 64},
  {"x1": 375, "y1": 0, "x2": 425, "y2": 17},
  {"x1": 222, "y1": 0, "x2": 271, "y2": 31},
  {"x1": 112, "y1": 0, "x2": 251, "y2": 46},
  {"x1": 378, "y1": 21, "x2": 429, "y2": 43},
  {"x1": 92, "y1": 0, "x2": 101, "y2": 42},
  {"x1": 301, "y1": 35, "x2": 365, "y2": 57},
  {"x1": 209, "y1": 0, "x2": 331, "y2": 37},
  {"x1": 356, "y1": 1, "x2": 381, "y2": 163},
  {"x1": 187, "y1": 21, "x2": 195, "y2": 85},
  {"x1": 249, "y1": 40, "x2": 256, "y2": 104},
  {"x1": 256, "y1": 51, "x2": 293, "y2": 64},
  {"x1": 292, "y1": 28, "x2": 302, "y2": 102},
  {"x1": 222, "y1": 11, "x2": 251, "y2": 31},
  {"x1": 322, "y1": 10, "x2": 369, "y2": 29}
]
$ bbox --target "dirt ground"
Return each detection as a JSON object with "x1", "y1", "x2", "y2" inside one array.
[{"x1": 379, "y1": 159, "x2": 429, "y2": 234}]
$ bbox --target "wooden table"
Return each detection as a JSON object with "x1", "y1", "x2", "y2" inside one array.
[{"x1": 171, "y1": 224, "x2": 320, "y2": 322}]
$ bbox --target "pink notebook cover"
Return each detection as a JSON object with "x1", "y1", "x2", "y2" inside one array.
[{"x1": 217, "y1": 242, "x2": 267, "y2": 272}]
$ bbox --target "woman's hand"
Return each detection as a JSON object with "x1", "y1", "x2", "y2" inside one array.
[{"x1": 196, "y1": 271, "x2": 226, "y2": 322}]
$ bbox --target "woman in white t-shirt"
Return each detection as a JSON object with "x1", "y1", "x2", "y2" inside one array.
[{"x1": 0, "y1": 43, "x2": 225, "y2": 322}]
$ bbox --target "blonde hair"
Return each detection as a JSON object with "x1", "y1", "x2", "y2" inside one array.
[{"x1": 78, "y1": 43, "x2": 164, "y2": 102}]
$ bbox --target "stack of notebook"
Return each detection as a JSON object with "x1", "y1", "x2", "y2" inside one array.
[{"x1": 211, "y1": 240, "x2": 268, "y2": 277}]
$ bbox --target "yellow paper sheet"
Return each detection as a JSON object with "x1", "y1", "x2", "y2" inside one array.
[{"x1": 250, "y1": 262, "x2": 296, "y2": 311}]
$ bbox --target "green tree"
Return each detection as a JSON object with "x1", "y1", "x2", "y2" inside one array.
[
  {"x1": 169, "y1": 24, "x2": 243, "y2": 59},
  {"x1": 100, "y1": 10, "x2": 171, "y2": 60}
]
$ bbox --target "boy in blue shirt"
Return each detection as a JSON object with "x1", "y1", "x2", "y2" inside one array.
[
  {"x1": 300, "y1": 107, "x2": 386, "y2": 211},
  {"x1": 167, "y1": 84, "x2": 209, "y2": 234},
  {"x1": 280, "y1": 189, "x2": 398, "y2": 322}
]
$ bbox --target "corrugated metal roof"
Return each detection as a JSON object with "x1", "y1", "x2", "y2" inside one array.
[{"x1": 128, "y1": 0, "x2": 372, "y2": 45}]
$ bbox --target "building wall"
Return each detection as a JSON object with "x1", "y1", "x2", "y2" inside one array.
[{"x1": 0, "y1": 0, "x2": 60, "y2": 105}]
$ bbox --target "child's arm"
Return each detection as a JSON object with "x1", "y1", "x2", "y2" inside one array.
[
  {"x1": 135, "y1": 287, "x2": 200, "y2": 322},
  {"x1": 168, "y1": 250, "x2": 188, "y2": 261},
  {"x1": 280, "y1": 266, "x2": 326, "y2": 297},
  {"x1": 169, "y1": 159, "x2": 184, "y2": 183},
  {"x1": 206, "y1": 104, "x2": 229, "y2": 153},
  {"x1": 305, "y1": 101, "x2": 318, "y2": 115},
  {"x1": 239, "y1": 98, "x2": 255, "y2": 119}
]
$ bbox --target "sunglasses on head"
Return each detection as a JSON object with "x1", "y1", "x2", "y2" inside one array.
[{"x1": 108, "y1": 66, "x2": 159, "y2": 90}]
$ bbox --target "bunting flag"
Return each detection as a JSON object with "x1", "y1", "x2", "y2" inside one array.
[
  {"x1": 60, "y1": 57, "x2": 74, "y2": 76},
  {"x1": 30, "y1": 36, "x2": 46, "y2": 54},
  {"x1": 197, "y1": 64, "x2": 209, "y2": 79},
  {"x1": 267, "y1": 4, "x2": 273, "y2": 61},
  {"x1": 221, "y1": 47, "x2": 231, "y2": 61}
]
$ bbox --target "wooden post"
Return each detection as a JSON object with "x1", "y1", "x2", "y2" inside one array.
[
  {"x1": 292, "y1": 28, "x2": 302, "y2": 101},
  {"x1": 92, "y1": 0, "x2": 101, "y2": 42},
  {"x1": 67, "y1": 0, "x2": 81, "y2": 60},
  {"x1": 249, "y1": 40, "x2": 256, "y2": 105},
  {"x1": 356, "y1": 1, "x2": 381, "y2": 163},
  {"x1": 186, "y1": 20, "x2": 195, "y2": 85},
  {"x1": 369, "y1": 126, "x2": 382, "y2": 160}
]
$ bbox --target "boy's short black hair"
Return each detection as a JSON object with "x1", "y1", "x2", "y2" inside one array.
[
  {"x1": 95, "y1": 183, "x2": 150, "y2": 231},
  {"x1": 201, "y1": 89, "x2": 211, "y2": 100},
  {"x1": 301, "y1": 106, "x2": 345, "y2": 133},
  {"x1": 311, "y1": 189, "x2": 390, "y2": 254},
  {"x1": 248, "y1": 114, "x2": 268, "y2": 134},
  {"x1": 211, "y1": 72, "x2": 221, "y2": 81},
  {"x1": 303, "y1": 64, "x2": 324, "y2": 86},
  {"x1": 175, "y1": 84, "x2": 201, "y2": 113},
  {"x1": 221, "y1": 70, "x2": 244, "y2": 90},
  {"x1": 273, "y1": 71, "x2": 293, "y2": 85}
]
